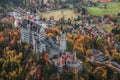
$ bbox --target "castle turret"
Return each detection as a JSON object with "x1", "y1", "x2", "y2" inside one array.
[
  {"x1": 33, "y1": 10, "x2": 39, "y2": 20},
  {"x1": 60, "y1": 31, "x2": 66, "y2": 53},
  {"x1": 27, "y1": 20, "x2": 31, "y2": 30},
  {"x1": 14, "y1": 18, "x2": 18, "y2": 27},
  {"x1": 60, "y1": 55, "x2": 62, "y2": 67},
  {"x1": 32, "y1": 34, "x2": 38, "y2": 53},
  {"x1": 56, "y1": 34, "x2": 59, "y2": 44},
  {"x1": 57, "y1": 55, "x2": 63, "y2": 73},
  {"x1": 73, "y1": 51, "x2": 77, "y2": 62}
]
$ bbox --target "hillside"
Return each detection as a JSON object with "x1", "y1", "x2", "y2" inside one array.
[{"x1": 85, "y1": 2, "x2": 120, "y2": 17}]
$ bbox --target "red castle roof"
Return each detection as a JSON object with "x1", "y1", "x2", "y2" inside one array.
[{"x1": 55, "y1": 53, "x2": 74, "y2": 65}]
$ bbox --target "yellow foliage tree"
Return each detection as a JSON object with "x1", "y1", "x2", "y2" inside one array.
[{"x1": 93, "y1": 66, "x2": 107, "y2": 80}]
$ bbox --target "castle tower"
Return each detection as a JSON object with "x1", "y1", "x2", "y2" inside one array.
[
  {"x1": 56, "y1": 34, "x2": 59, "y2": 44},
  {"x1": 32, "y1": 34, "x2": 37, "y2": 53},
  {"x1": 13, "y1": 12, "x2": 18, "y2": 27},
  {"x1": 33, "y1": 10, "x2": 39, "y2": 20},
  {"x1": 14, "y1": 18, "x2": 18, "y2": 27},
  {"x1": 73, "y1": 51, "x2": 77, "y2": 62},
  {"x1": 60, "y1": 31, "x2": 66, "y2": 53},
  {"x1": 57, "y1": 55, "x2": 63, "y2": 73},
  {"x1": 32, "y1": 33, "x2": 40, "y2": 54},
  {"x1": 20, "y1": 20, "x2": 32, "y2": 43},
  {"x1": 27, "y1": 21, "x2": 32, "y2": 42},
  {"x1": 27, "y1": 21, "x2": 31, "y2": 30},
  {"x1": 60, "y1": 55, "x2": 62, "y2": 67}
]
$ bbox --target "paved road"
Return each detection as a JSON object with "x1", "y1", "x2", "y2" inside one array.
[
  {"x1": 94, "y1": 61, "x2": 120, "y2": 72},
  {"x1": 83, "y1": 54, "x2": 120, "y2": 72}
]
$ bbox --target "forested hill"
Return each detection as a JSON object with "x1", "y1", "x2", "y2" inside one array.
[
  {"x1": 0, "y1": 0, "x2": 80, "y2": 14},
  {"x1": 0, "y1": 0, "x2": 25, "y2": 8},
  {"x1": 0, "y1": 0, "x2": 81, "y2": 8},
  {"x1": 0, "y1": 0, "x2": 26, "y2": 16}
]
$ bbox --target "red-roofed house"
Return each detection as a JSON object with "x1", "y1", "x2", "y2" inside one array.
[{"x1": 101, "y1": 0, "x2": 111, "y2": 2}]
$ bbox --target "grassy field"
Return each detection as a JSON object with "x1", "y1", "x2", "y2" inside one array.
[
  {"x1": 40, "y1": 9, "x2": 77, "y2": 20},
  {"x1": 99, "y1": 23, "x2": 115, "y2": 32},
  {"x1": 85, "y1": 2, "x2": 120, "y2": 17}
]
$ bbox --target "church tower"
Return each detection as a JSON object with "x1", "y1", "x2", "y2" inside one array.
[{"x1": 60, "y1": 31, "x2": 66, "y2": 53}]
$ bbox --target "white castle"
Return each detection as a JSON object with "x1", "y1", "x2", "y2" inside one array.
[
  {"x1": 20, "y1": 19, "x2": 46, "y2": 53},
  {"x1": 20, "y1": 19, "x2": 66, "y2": 53},
  {"x1": 20, "y1": 19, "x2": 82, "y2": 78},
  {"x1": 11, "y1": 8, "x2": 82, "y2": 78}
]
